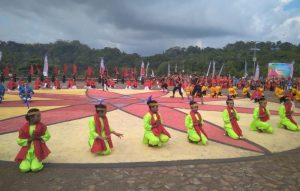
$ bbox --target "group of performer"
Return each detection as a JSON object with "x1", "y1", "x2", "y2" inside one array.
[
  {"x1": 1, "y1": 73, "x2": 300, "y2": 102},
  {"x1": 14, "y1": 93, "x2": 299, "y2": 173}
]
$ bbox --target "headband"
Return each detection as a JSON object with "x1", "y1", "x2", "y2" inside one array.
[
  {"x1": 96, "y1": 108, "x2": 107, "y2": 111},
  {"x1": 149, "y1": 103, "x2": 158, "y2": 107},
  {"x1": 27, "y1": 111, "x2": 40, "y2": 116}
]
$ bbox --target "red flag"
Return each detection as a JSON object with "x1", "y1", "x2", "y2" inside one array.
[
  {"x1": 72, "y1": 64, "x2": 77, "y2": 75},
  {"x1": 130, "y1": 68, "x2": 134, "y2": 79},
  {"x1": 114, "y1": 67, "x2": 119, "y2": 75},
  {"x1": 63, "y1": 64, "x2": 68, "y2": 75},
  {"x1": 123, "y1": 68, "x2": 128, "y2": 77},
  {"x1": 3, "y1": 65, "x2": 9, "y2": 77},
  {"x1": 29, "y1": 65, "x2": 34, "y2": 76},
  {"x1": 86, "y1": 66, "x2": 93, "y2": 77},
  {"x1": 104, "y1": 68, "x2": 108, "y2": 76},
  {"x1": 53, "y1": 65, "x2": 58, "y2": 76},
  {"x1": 9, "y1": 64, "x2": 15, "y2": 74},
  {"x1": 35, "y1": 64, "x2": 41, "y2": 75}
]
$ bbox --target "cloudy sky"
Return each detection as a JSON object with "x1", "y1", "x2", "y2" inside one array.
[{"x1": 0, "y1": 0, "x2": 299, "y2": 56}]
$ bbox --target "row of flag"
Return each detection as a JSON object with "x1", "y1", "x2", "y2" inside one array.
[
  {"x1": 0, "y1": 51, "x2": 258, "y2": 78},
  {"x1": 205, "y1": 60, "x2": 259, "y2": 79},
  {"x1": 0, "y1": 54, "x2": 154, "y2": 78}
]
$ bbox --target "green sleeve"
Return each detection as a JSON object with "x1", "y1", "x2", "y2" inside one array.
[
  {"x1": 185, "y1": 114, "x2": 194, "y2": 131},
  {"x1": 17, "y1": 138, "x2": 28, "y2": 146},
  {"x1": 143, "y1": 113, "x2": 152, "y2": 131},
  {"x1": 88, "y1": 117, "x2": 99, "y2": 139},
  {"x1": 253, "y1": 107, "x2": 259, "y2": 120},
  {"x1": 278, "y1": 105, "x2": 286, "y2": 119},
  {"x1": 223, "y1": 109, "x2": 230, "y2": 124},
  {"x1": 41, "y1": 130, "x2": 51, "y2": 142}
]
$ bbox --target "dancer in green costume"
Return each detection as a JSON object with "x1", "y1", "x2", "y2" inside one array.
[
  {"x1": 88, "y1": 103, "x2": 123, "y2": 155},
  {"x1": 143, "y1": 99, "x2": 171, "y2": 146},
  {"x1": 222, "y1": 98, "x2": 243, "y2": 139},
  {"x1": 185, "y1": 101, "x2": 208, "y2": 144},
  {"x1": 250, "y1": 97, "x2": 273, "y2": 133},
  {"x1": 278, "y1": 96, "x2": 300, "y2": 131},
  {"x1": 15, "y1": 108, "x2": 51, "y2": 173}
]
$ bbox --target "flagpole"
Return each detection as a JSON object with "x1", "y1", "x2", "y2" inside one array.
[
  {"x1": 212, "y1": 60, "x2": 215, "y2": 77},
  {"x1": 146, "y1": 61, "x2": 149, "y2": 77},
  {"x1": 206, "y1": 61, "x2": 211, "y2": 77},
  {"x1": 218, "y1": 63, "x2": 224, "y2": 77},
  {"x1": 244, "y1": 60, "x2": 248, "y2": 78},
  {"x1": 254, "y1": 62, "x2": 259, "y2": 81},
  {"x1": 250, "y1": 41, "x2": 260, "y2": 77}
]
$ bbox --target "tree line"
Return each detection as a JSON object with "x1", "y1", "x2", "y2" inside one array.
[{"x1": 0, "y1": 40, "x2": 299, "y2": 78}]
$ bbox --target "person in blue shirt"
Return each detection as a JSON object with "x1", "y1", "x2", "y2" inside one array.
[
  {"x1": 0, "y1": 81, "x2": 5, "y2": 103},
  {"x1": 19, "y1": 82, "x2": 34, "y2": 103}
]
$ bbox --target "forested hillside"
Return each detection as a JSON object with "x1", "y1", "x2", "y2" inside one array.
[{"x1": 0, "y1": 40, "x2": 299, "y2": 78}]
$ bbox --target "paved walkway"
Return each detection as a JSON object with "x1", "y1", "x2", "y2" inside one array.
[{"x1": 1, "y1": 148, "x2": 300, "y2": 191}]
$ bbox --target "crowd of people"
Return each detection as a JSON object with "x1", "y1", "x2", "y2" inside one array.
[
  {"x1": 1, "y1": 73, "x2": 300, "y2": 103},
  {"x1": 1, "y1": 73, "x2": 297, "y2": 104}
]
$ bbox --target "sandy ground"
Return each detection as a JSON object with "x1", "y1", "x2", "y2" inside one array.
[{"x1": 0, "y1": 88, "x2": 299, "y2": 164}]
